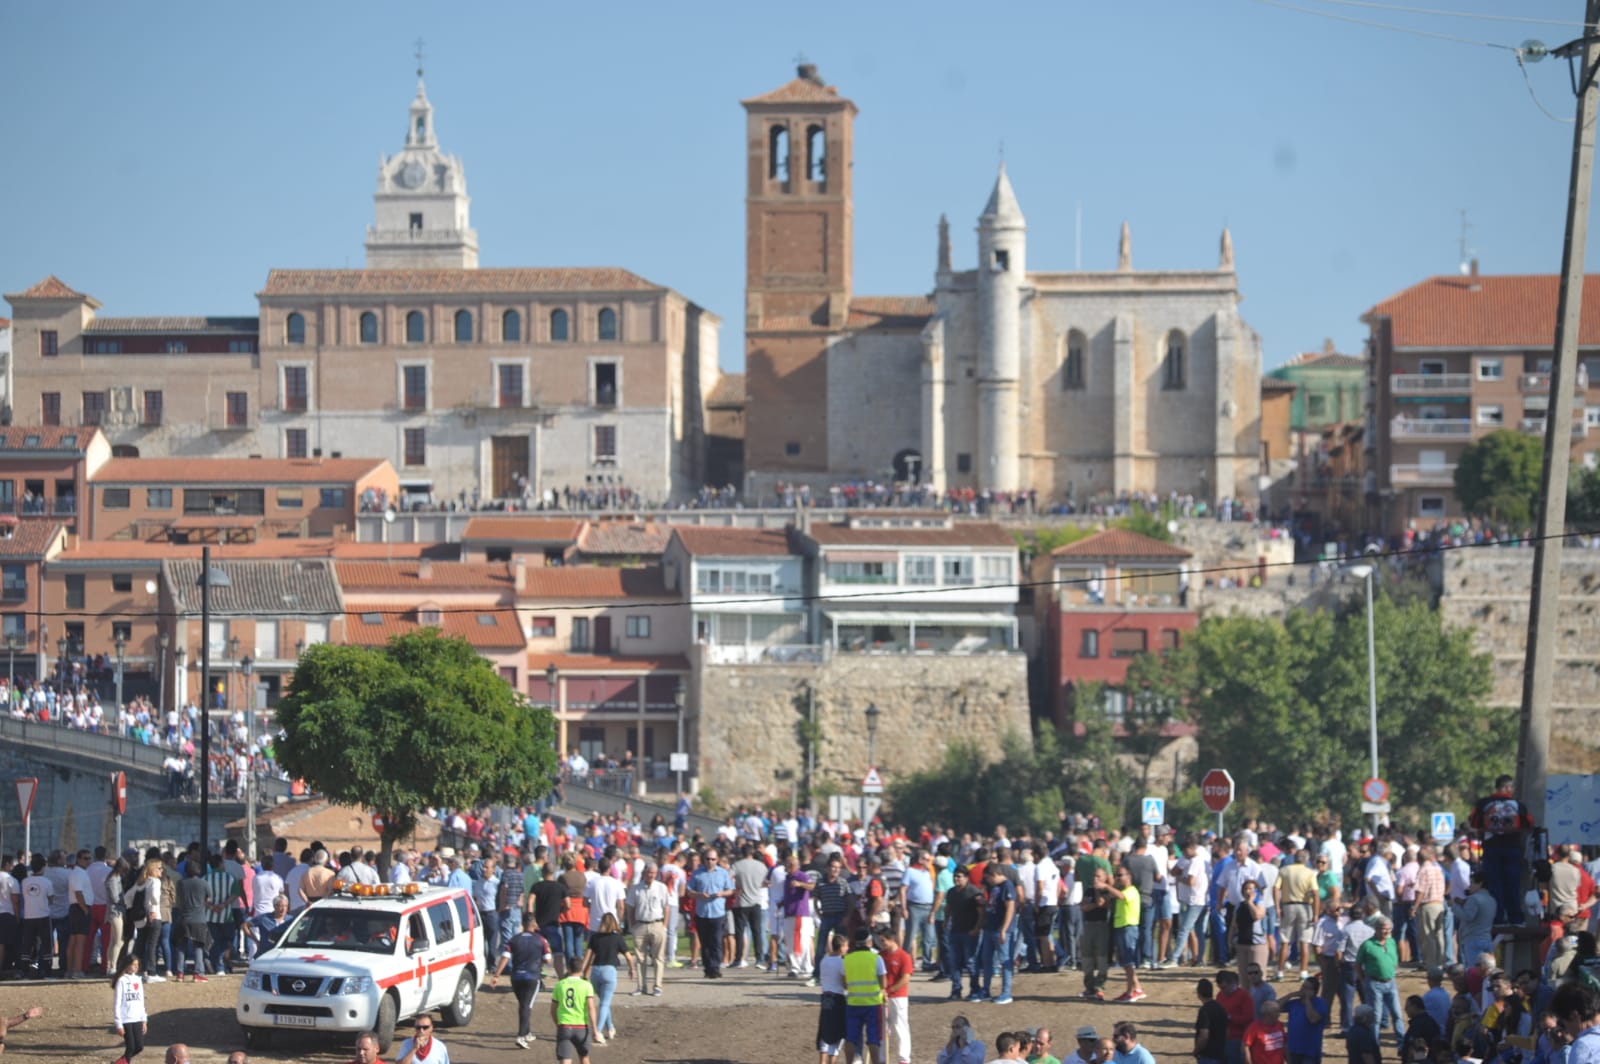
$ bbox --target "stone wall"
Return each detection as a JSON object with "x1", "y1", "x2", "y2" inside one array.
[
  {"x1": 1437, "y1": 549, "x2": 1600, "y2": 770},
  {"x1": 696, "y1": 652, "x2": 1031, "y2": 807}
]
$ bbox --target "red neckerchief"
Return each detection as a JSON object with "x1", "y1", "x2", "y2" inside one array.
[{"x1": 412, "y1": 1038, "x2": 436, "y2": 1060}]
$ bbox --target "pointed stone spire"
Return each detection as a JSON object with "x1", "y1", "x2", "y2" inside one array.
[
  {"x1": 1219, "y1": 227, "x2": 1235, "y2": 271},
  {"x1": 937, "y1": 213, "x2": 951, "y2": 273},
  {"x1": 1118, "y1": 221, "x2": 1132, "y2": 271},
  {"x1": 408, "y1": 76, "x2": 437, "y2": 149},
  {"x1": 981, "y1": 163, "x2": 1025, "y2": 224}
]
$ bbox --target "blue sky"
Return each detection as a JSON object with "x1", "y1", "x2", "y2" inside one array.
[{"x1": 4, "y1": 1, "x2": 1595, "y2": 372}]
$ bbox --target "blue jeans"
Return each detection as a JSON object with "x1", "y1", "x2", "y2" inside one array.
[
  {"x1": 1339, "y1": 960, "x2": 1360, "y2": 1027},
  {"x1": 1442, "y1": 903, "x2": 1458, "y2": 966},
  {"x1": 1368, "y1": 977, "x2": 1405, "y2": 1040},
  {"x1": 976, "y1": 927, "x2": 1013, "y2": 999},
  {"x1": 1171, "y1": 902, "x2": 1205, "y2": 963},
  {"x1": 1481, "y1": 847, "x2": 1523, "y2": 925},
  {"x1": 1211, "y1": 906, "x2": 1231, "y2": 964},
  {"x1": 814, "y1": 914, "x2": 844, "y2": 977},
  {"x1": 1057, "y1": 903, "x2": 1082, "y2": 967},
  {"x1": 1116, "y1": 923, "x2": 1140, "y2": 968},
  {"x1": 560, "y1": 923, "x2": 587, "y2": 959},
  {"x1": 948, "y1": 931, "x2": 978, "y2": 996},
  {"x1": 160, "y1": 920, "x2": 175, "y2": 974},
  {"x1": 1138, "y1": 895, "x2": 1157, "y2": 965},
  {"x1": 906, "y1": 903, "x2": 935, "y2": 966},
  {"x1": 590, "y1": 963, "x2": 617, "y2": 1031}
]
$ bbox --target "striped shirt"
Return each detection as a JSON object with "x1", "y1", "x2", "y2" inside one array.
[
  {"x1": 205, "y1": 868, "x2": 240, "y2": 919},
  {"x1": 1414, "y1": 861, "x2": 1446, "y2": 906},
  {"x1": 812, "y1": 878, "x2": 848, "y2": 917}
]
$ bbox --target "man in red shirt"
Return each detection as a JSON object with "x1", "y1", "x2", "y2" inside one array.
[
  {"x1": 1242, "y1": 999, "x2": 1286, "y2": 1064},
  {"x1": 1217, "y1": 968, "x2": 1256, "y2": 1064},
  {"x1": 877, "y1": 929, "x2": 914, "y2": 1064}
]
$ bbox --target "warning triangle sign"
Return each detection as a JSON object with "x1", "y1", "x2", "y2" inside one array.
[
  {"x1": 15, "y1": 777, "x2": 38, "y2": 820},
  {"x1": 861, "y1": 767, "x2": 884, "y2": 793}
]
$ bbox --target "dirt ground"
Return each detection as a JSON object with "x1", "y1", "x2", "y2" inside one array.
[{"x1": 5, "y1": 963, "x2": 1430, "y2": 1064}]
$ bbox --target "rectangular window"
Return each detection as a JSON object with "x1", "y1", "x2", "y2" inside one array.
[
  {"x1": 111, "y1": 620, "x2": 132, "y2": 644},
  {"x1": 956, "y1": 453, "x2": 972, "y2": 474},
  {"x1": 625, "y1": 615, "x2": 651, "y2": 638},
  {"x1": 403, "y1": 365, "x2": 428, "y2": 411},
  {"x1": 1080, "y1": 629, "x2": 1099, "y2": 658},
  {"x1": 825, "y1": 560, "x2": 895, "y2": 584},
  {"x1": 81, "y1": 391, "x2": 106, "y2": 426},
  {"x1": 225, "y1": 392, "x2": 249, "y2": 427},
  {"x1": 409, "y1": 212, "x2": 423, "y2": 231},
  {"x1": 277, "y1": 489, "x2": 303, "y2": 509},
  {"x1": 785, "y1": 441, "x2": 801, "y2": 457},
  {"x1": 165, "y1": 340, "x2": 187, "y2": 354},
  {"x1": 593, "y1": 425, "x2": 617, "y2": 463},
  {"x1": 403, "y1": 427, "x2": 426, "y2": 467},
  {"x1": 1307, "y1": 394, "x2": 1327, "y2": 417},
  {"x1": 102, "y1": 487, "x2": 130, "y2": 509},
  {"x1": 65, "y1": 574, "x2": 85, "y2": 610},
  {"x1": 1477, "y1": 359, "x2": 1504, "y2": 381},
  {"x1": 1418, "y1": 495, "x2": 1447, "y2": 518},
  {"x1": 1, "y1": 565, "x2": 27, "y2": 601},
  {"x1": 529, "y1": 616, "x2": 556, "y2": 638},
  {"x1": 1, "y1": 614, "x2": 24, "y2": 640},
  {"x1": 1477, "y1": 404, "x2": 1504, "y2": 426},
  {"x1": 570, "y1": 617, "x2": 590, "y2": 651},
  {"x1": 498, "y1": 364, "x2": 523, "y2": 408},
  {"x1": 1110, "y1": 629, "x2": 1148, "y2": 658},
  {"x1": 942, "y1": 556, "x2": 975, "y2": 585},
  {"x1": 696, "y1": 568, "x2": 722, "y2": 594},
  {"x1": 979, "y1": 554, "x2": 1011, "y2": 581},
  {"x1": 228, "y1": 339, "x2": 254, "y2": 354},
  {"x1": 41, "y1": 393, "x2": 61, "y2": 426},
  {"x1": 112, "y1": 573, "x2": 133, "y2": 593},
  {"x1": 146, "y1": 488, "x2": 172, "y2": 509},
  {"x1": 282, "y1": 366, "x2": 309, "y2": 412},
  {"x1": 904, "y1": 555, "x2": 937, "y2": 585},
  {"x1": 593, "y1": 362, "x2": 618, "y2": 407},
  {"x1": 1586, "y1": 406, "x2": 1600, "y2": 428},
  {"x1": 285, "y1": 428, "x2": 308, "y2": 459},
  {"x1": 89, "y1": 340, "x2": 121, "y2": 354},
  {"x1": 1160, "y1": 628, "x2": 1182, "y2": 651},
  {"x1": 319, "y1": 488, "x2": 347, "y2": 508},
  {"x1": 41, "y1": 330, "x2": 58, "y2": 356},
  {"x1": 143, "y1": 390, "x2": 163, "y2": 426}
]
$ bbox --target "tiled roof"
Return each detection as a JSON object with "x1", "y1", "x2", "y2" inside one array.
[
  {"x1": 1261, "y1": 376, "x2": 1298, "y2": 392},
  {"x1": 1289, "y1": 351, "x2": 1365, "y2": 370},
  {"x1": 1050, "y1": 528, "x2": 1193, "y2": 560},
  {"x1": 0, "y1": 425, "x2": 101, "y2": 451},
  {"x1": 460, "y1": 516, "x2": 585, "y2": 543},
  {"x1": 1366, "y1": 273, "x2": 1600, "y2": 348},
  {"x1": 94, "y1": 456, "x2": 389, "y2": 484},
  {"x1": 518, "y1": 566, "x2": 668, "y2": 600},
  {"x1": 671, "y1": 526, "x2": 795, "y2": 557},
  {"x1": 707, "y1": 373, "x2": 745, "y2": 406},
  {"x1": 524, "y1": 653, "x2": 690, "y2": 673},
  {"x1": 164, "y1": 557, "x2": 344, "y2": 617},
  {"x1": 260, "y1": 268, "x2": 661, "y2": 297},
  {"x1": 85, "y1": 316, "x2": 258, "y2": 334},
  {"x1": 342, "y1": 606, "x2": 525, "y2": 649},
  {"x1": 805, "y1": 522, "x2": 1015, "y2": 548},
  {"x1": 0, "y1": 520, "x2": 65, "y2": 558},
  {"x1": 57, "y1": 540, "x2": 446, "y2": 563},
  {"x1": 0, "y1": 317, "x2": 10, "y2": 329},
  {"x1": 335, "y1": 560, "x2": 514, "y2": 591},
  {"x1": 577, "y1": 521, "x2": 674, "y2": 557},
  {"x1": 741, "y1": 74, "x2": 853, "y2": 107},
  {"x1": 847, "y1": 296, "x2": 936, "y2": 330},
  {"x1": 5, "y1": 275, "x2": 90, "y2": 301}
]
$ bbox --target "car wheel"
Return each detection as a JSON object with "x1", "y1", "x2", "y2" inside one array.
[
  {"x1": 441, "y1": 970, "x2": 476, "y2": 1027},
  {"x1": 374, "y1": 993, "x2": 398, "y2": 1053},
  {"x1": 242, "y1": 1027, "x2": 271, "y2": 1050}
]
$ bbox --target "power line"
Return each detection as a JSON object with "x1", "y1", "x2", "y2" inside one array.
[
  {"x1": 1292, "y1": 0, "x2": 1588, "y2": 29},
  {"x1": 1250, "y1": 0, "x2": 1520, "y2": 49},
  {"x1": 1519, "y1": 50, "x2": 1578, "y2": 122}
]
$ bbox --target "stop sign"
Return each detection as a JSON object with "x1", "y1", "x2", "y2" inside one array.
[{"x1": 1201, "y1": 768, "x2": 1235, "y2": 814}]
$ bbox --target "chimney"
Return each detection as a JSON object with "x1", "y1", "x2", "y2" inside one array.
[
  {"x1": 417, "y1": 558, "x2": 433, "y2": 581},
  {"x1": 1468, "y1": 258, "x2": 1481, "y2": 291},
  {"x1": 513, "y1": 555, "x2": 527, "y2": 592}
]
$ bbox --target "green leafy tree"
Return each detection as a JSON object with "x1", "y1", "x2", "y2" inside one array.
[
  {"x1": 1571, "y1": 465, "x2": 1600, "y2": 526},
  {"x1": 275, "y1": 630, "x2": 558, "y2": 869},
  {"x1": 1454, "y1": 429, "x2": 1543, "y2": 526}
]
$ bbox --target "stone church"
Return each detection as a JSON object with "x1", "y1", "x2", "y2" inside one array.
[{"x1": 742, "y1": 65, "x2": 1263, "y2": 504}]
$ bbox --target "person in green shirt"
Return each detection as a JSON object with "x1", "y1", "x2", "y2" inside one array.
[
  {"x1": 1355, "y1": 916, "x2": 1405, "y2": 1044},
  {"x1": 1111, "y1": 867, "x2": 1146, "y2": 1002},
  {"x1": 550, "y1": 971, "x2": 598, "y2": 1064},
  {"x1": 1026, "y1": 1025, "x2": 1062, "y2": 1064}
]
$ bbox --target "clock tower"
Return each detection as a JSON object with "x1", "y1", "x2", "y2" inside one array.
[{"x1": 365, "y1": 74, "x2": 479, "y2": 269}]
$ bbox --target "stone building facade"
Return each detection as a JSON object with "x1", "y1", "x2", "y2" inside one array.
[{"x1": 742, "y1": 65, "x2": 1263, "y2": 504}]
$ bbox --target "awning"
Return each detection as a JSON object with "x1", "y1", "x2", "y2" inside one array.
[
  {"x1": 822, "y1": 609, "x2": 1015, "y2": 627},
  {"x1": 170, "y1": 515, "x2": 262, "y2": 529}
]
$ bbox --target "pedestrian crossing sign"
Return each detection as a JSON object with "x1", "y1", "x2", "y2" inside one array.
[
  {"x1": 1142, "y1": 797, "x2": 1165, "y2": 826},
  {"x1": 1431, "y1": 811, "x2": 1455, "y2": 842}
]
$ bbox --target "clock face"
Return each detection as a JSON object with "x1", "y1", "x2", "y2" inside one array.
[{"x1": 398, "y1": 161, "x2": 427, "y2": 190}]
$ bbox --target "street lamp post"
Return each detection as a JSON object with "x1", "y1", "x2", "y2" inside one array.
[
  {"x1": 158, "y1": 631, "x2": 170, "y2": 716},
  {"x1": 242, "y1": 653, "x2": 255, "y2": 861},
  {"x1": 113, "y1": 633, "x2": 126, "y2": 715},
  {"x1": 1348, "y1": 563, "x2": 1381, "y2": 828},
  {"x1": 5, "y1": 630, "x2": 23, "y2": 694},
  {"x1": 197, "y1": 546, "x2": 231, "y2": 854},
  {"x1": 674, "y1": 681, "x2": 686, "y2": 796},
  {"x1": 864, "y1": 702, "x2": 881, "y2": 773},
  {"x1": 56, "y1": 636, "x2": 67, "y2": 690},
  {"x1": 174, "y1": 646, "x2": 186, "y2": 710}
]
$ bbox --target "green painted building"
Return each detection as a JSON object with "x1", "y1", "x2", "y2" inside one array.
[{"x1": 1268, "y1": 347, "x2": 1366, "y2": 432}]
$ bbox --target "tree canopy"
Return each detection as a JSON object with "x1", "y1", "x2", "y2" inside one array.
[
  {"x1": 1454, "y1": 429, "x2": 1544, "y2": 526},
  {"x1": 275, "y1": 630, "x2": 558, "y2": 861}
]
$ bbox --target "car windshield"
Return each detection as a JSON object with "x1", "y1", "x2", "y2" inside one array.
[{"x1": 279, "y1": 907, "x2": 401, "y2": 955}]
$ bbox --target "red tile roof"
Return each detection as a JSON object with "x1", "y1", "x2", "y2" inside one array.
[
  {"x1": 5, "y1": 275, "x2": 92, "y2": 301},
  {"x1": 1285, "y1": 351, "x2": 1366, "y2": 370},
  {"x1": 335, "y1": 560, "x2": 514, "y2": 591},
  {"x1": 577, "y1": 521, "x2": 674, "y2": 557},
  {"x1": 671, "y1": 526, "x2": 795, "y2": 557},
  {"x1": 1366, "y1": 273, "x2": 1600, "y2": 348},
  {"x1": 0, "y1": 317, "x2": 10, "y2": 329},
  {"x1": 741, "y1": 75, "x2": 855, "y2": 107},
  {"x1": 343, "y1": 606, "x2": 525, "y2": 649},
  {"x1": 461, "y1": 516, "x2": 585, "y2": 543},
  {"x1": 85, "y1": 316, "x2": 257, "y2": 334},
  {"x1": 1050, "y1": 528, "x2": 1193, "y2": 560},
  {"x1": 0, "y1": 425, "x2": 102, "y2": 451},
  {"x1": 56, "y1": 540, "x2": 444, "y2": 563},
  {"x1": 260, "y1": 268, "x2": 661, "y2": 297},
  {"x1": 0, "y1": 520, "x2": 65, "y2": 558},
  {"x1": 847, "y1": 296, "x2": 936, "y2": 330},
  {"x1": 518, "y1": 566, "x2": 667, "y2": 600},
  {"x1": 707, "y1": 373, "x2": 745, "y2": 406},
  {"x1": 524, "y1": 653, "x2": 689, "y2": 673},
  {"x1": 804, "y1": 522, "x2": 1015, "y2": 548},
  {"x1": 1261, "y1": 377, "x2": 1298, "y2": 392},
  {"x1": 94, "y1": 456, "x2": 389, "y2": 484}
]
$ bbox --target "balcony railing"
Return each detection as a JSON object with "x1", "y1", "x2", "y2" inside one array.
[
  {"x1": 1391, "y1": 417, "x2": 1471, "y2": 440},
  {"x1": 1520, "y1": 416, "x2": 1588, "y2": 438},
  {"x1": 1390, "y1": 463, "x2": 1458, "y2": 486},
  {"x1": 1520, "y1": 372, "x2": 1586, "y2": 394},
  {"x1": 1391, "y1": 373, "x2": 1472, "y2": 394},
  {"x1": 824, "y1": 574, "x2": 898, "y2": 585},
  {"x1": 703, "y1": 643, "x2": 828, "y2": 665}
]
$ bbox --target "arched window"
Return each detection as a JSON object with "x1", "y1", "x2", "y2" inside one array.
[
  {"x1": 1063, "y1": 330, "x2": 1086, "y2": 390},
  {"x1": 769, "y1": 125, "x2": 789, "y2": 182},
  {"x1": 359, "y1": 311, "x2": 378, "y2": 344},
  {"x1": 550, "y1": 308, "x2": 570, "y2": 342},
  {"x1": 597, "y1": 308, "x2": 618, "y2": 341},
  {"x1": 454, "y1": 309, "x2": 474, "y2": 343},
  {"x1": 1163, "y1": 330, "x2": 1186, "y2": 390},
  {"x1": 286, "y1": 312, "x2": 306, "y2": 345},
  {"x1": 806, "y1": 124, "x2": 826, "y2": 181},
  {"x1": 502, "y1": 309, "x2": 522, "y2": 343},
  {"x1": 406, "y1": 310, "x2": 426, "y2": 344},
  {"x1": 416, "y1": 116, "x2": 426, "y2": 139}
]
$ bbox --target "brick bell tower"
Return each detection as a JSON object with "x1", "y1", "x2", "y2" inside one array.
[{"x1": 741, "y1": 63, "x2": 857, "y2": 477}]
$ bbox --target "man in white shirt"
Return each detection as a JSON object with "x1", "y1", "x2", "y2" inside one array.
[
  {"x1": 65, "y1": 849, "x2": 94, "y2": 978},
  {"x1": 627, "y1": 862, "x2": 672, "y2": 995},
  {"x1": 0, "y1": 859, "x2": 19, "y2": 975},
  {"x1": 89, "y1": 847, "x2": 115, "y2": 974},
  {"x1": 1168, "y1": 837, "x2": 1210, "y2": 967},
  {"x1": 19, "y1": 855, "x2": 54, "y2": 974},
  {"x1": 585, "y1": 867, "x2": 626, "y2": 932},
  {"x1": 1364, "y1": 848, "x2": 1396, "y2": 918},
  {"x1": 1032, "y1": 842, "x2": 1062, "y2": 971},
  {"x1": 283, "y1": 850, "x2": 312, "y2": 914}
]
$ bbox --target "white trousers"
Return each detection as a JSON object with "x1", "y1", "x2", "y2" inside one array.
[
  {"x1": 887, "y1": 996, "x2": 910, "y2": 1064},
  {"x1": 785, "y1": 914, "x2": 815, "y2": 976}
]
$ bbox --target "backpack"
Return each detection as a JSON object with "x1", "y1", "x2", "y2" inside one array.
[{"x1": 124, "y1": 883, "x2": 147, "y2": 924}]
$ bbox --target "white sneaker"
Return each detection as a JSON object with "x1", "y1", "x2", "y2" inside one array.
[
  {"x1": 515, "y1": 1036, "x2": 531, "y2": 1049},
  {"x1": 1299, "y1": 970, "x2": 1310, "y2": 980},
  {"x1": 593, "y1": 1034, "x2": 608, "y2": 1047},
  {"x1": 146, "y1": 974, "x2": 167, "y2": 983}
]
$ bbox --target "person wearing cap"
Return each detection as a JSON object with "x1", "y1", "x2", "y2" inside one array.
[
  {"x1": 1068, "y1": 1026, "x2": 1099, "y2": 1064},
  {"x1": 842, "y1": 927, "x2": 887, "y2": 1064},
  {"x1": 1025, "y1": 1026, "x2": 1059, "y2": 1064}
]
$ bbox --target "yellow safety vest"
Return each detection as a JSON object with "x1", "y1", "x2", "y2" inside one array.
[{"x1": 843, "y1": 949, "x2": 883, "y2": 1007}]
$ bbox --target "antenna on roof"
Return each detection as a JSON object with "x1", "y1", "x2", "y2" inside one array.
[
  {"x1": 414, "y1": 37, "x2": 426, "y2": 79},
  {"x1": 1457, "y1": 208, "x2": 1475, "y2": 275}
]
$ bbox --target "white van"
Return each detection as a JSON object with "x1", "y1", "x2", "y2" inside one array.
[{"x1": 236, "y1": 884, "x2": 483, "y2": 1052}]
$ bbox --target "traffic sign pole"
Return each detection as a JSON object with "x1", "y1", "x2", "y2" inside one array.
[{"x1": 15, "y1": 778, "x2": 38, "y2": 859}]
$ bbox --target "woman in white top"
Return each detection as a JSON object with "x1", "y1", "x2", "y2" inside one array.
[
  {"x1": 111, "y1": 953, "x2": 148, "y2": 1063},
  {"x1": 126, "y1": 860, "x2": 166, "y2": 983}
]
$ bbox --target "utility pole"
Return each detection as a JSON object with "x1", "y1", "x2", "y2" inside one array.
[{"x1": 1517, "y1": 0, "x2": 1600, "y2": 830}]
